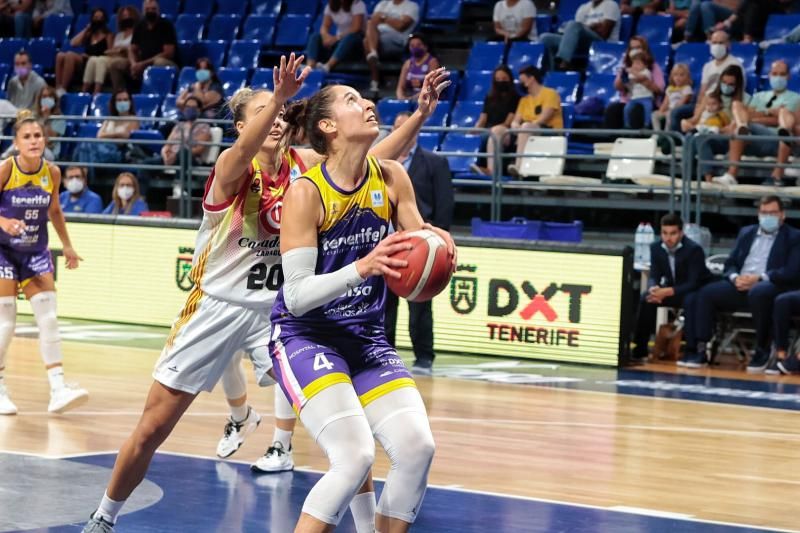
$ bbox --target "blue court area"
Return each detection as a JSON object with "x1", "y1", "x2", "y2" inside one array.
[{"x1": 1, "y1": 452, "x2": 783, "y2": 533}]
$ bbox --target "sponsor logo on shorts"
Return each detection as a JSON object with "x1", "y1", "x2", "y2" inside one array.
[{"x1": 175, "y1": 246, "x2": 195, "y2": 291}]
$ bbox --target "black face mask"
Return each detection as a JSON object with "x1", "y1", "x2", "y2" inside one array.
[
  {"x1": 119, "y1": 18, "x2": 134, "y2": 30},
  {"x1": 495, "y1": 81, "x2": 513, "y2": 93},
  {"x1": 90, "y1": 20, "x2": 104, "y2": 30},
  {"x1": 144, "y1": 11, "x2": 158, "y2": 23}
]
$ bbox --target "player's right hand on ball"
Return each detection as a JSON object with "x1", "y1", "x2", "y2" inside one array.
[
  {"x1": 356, "y1": 232, "x2": 412, "y2": 279},
  {"x1": 0, "y1": 217, "x2": 26, "y2": 237}
]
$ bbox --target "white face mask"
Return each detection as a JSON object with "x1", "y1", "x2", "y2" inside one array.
[
  {"x1": 710, "y1": 43, "x2": 727, "y2": 60},
  {"x1": 118, "y1": 185, "x2": 134, "y2": 201},
  {"x1": 66, "y1": 178, "x2": 84, "y2": 194}
]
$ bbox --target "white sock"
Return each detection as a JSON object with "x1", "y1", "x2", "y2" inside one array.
[
  {"x1": 47, "y1": 366, "x2": 64, "y2": 391},
  {"x1": 273, "y1": 427, "x2": 292, "y2": 449},
  {"x1": 230, "y1": 403, "x2": 249, "y2": 422},
  {"x1": 350, "y1": 491, "x2": 376, "y2": 533},
  {"x1": 94, "y1": 491, "x2": 125, "y2": 524}
]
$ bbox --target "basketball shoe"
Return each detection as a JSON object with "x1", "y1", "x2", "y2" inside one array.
[
  {"x1": 778, "y1": 353, "x2": 800, "y2": 375},
  {"x1": 251, "y1": 441, "x2": 294, "y2": 473},
  {"x1": 82, "y1": 514, "x2": 114, "y2": 532},
  {"x1": 48, "y1": 384, "x2": 89, "y2": 414},
  {"x1": 0, "y1": 383, "x2": 17, "y2": 415},
  {"x1": 216, "y1": 406, "x2": 261, "y2": 458}
]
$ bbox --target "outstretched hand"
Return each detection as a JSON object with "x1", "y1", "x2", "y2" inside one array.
[
  {"x1": 417, "y1": 67, "x2": 451, "y2": 117},
  {"x1": 273, "y1": 53, "x2": 311, "y2": 104}
]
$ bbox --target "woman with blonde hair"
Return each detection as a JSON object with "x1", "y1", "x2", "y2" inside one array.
[{"x1": 102, "y1": 172, "x2": 148, "y2": 215}]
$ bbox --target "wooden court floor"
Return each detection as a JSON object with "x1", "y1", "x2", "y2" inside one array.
[{"x1": 2, "y1": 336, "x2": 800, "y2": 531}]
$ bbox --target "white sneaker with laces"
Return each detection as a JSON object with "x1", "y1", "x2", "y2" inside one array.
[
  {"x1": 48, "y1": 384, "x2": 89, "y2": 414},
  {"x1": 712, "y1": 173, "x2": 738, "y2": 187},
  {"x1": 216, "y1": 406, "x2": 261, "y2": 458},
  {"x1": 251, "y1": 441, "x2": 294, "y2": 473},
  {"x1": 0, "y1": 383, "x2": 18, "y2": 415}
]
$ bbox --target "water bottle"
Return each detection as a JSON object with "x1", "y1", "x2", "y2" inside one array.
[
  {"x1": 634, "y1": 222, "x2": 645, "y2": 266},
  {"x1": 642, "y1": 223, "x2": 655, "y2": 266}
]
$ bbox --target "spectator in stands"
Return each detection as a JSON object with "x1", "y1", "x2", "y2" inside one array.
[
  {"x1": 177, "y1": 57, "x2": 223, "y2": 120},
  {"x1": 0, "y1": 0, "x2": 33, "y2": 38},
  {"x1": 60, "y1": 165, "x2": 103, "y2": 214},
  {"x1": 680, "y1": 195, "x2": 800, "y2": 371},
  {"x1": 384, "y1": 111, "x2": 453, "y2": 375},
  {"x1": 55, "y1": 7, "x2": 112, "y2": 97},
  {"x1": 670, "y1": 30, "x2": 744, "y2": 132},
  {"x1": 83, "y1": 5, "x2": 139, "y2": 94},
  {"x1": 472, "y1": 65, "x2": 520, "y2": 176},
  {"x1": 631, "y1": 213, "x2": 711, "y2": 363},
  {"x1": 109, "y1": 0, "x2": 176, "y2": 93},
  {"x1": 652, "y1": 63, "x2": 693, "y2": 130},
  {"x1": 7, "y1": 50, "x2": 46, "y2": 110},
  {"x1": 35, "y1": 85, "x2": 65, "y2": 159},
  {"x1": 665, "y1": 0, "x2": 692, "y2": 40},
  {"x1": 30, "y1": 0, "x2": 72, "y2": 36},
  {"x1": 759, "y1": 21, "x2": 800, "y2": 49},
  {"x1": 305, "y1": 0, "x2": 366, "y2": 73},
  {"x1": 363, "y1": 0, "x2": 420, "y2": 94},
  {"x1": 712, "y1": 60, "x2": 800, "y2": 187},
  {"x1": 492, "y1": 0, "x2": 537, "y2": 43},
  {"x1": 540, "y1": 0, "x2": 620, "y2": 71},
  {"x1": 507, "y1": 65, "x2": 562, "y2": 177},
  {"x1": 75, "y1": 89, "x2": 140, "y2": 173},
  {"x1": 771, "y1": 288, "x2": 800, "y2": 374},
  {"x1": 604, "y1": 36, "x2": 664, "y2": 130},
  {"x1": 773, "y1": 107, "x2": 800, "y2": 185},
  {"x1": 682, "y1": 92, "x2": 730, "y2": 133},
  {"x1": 710, "y1": 0, "x2": 792, "y2": 44},
  {"x1": 683, "y1": 0, "x2": 739, "y2": 42},
  {"x1": 103, "y1": 171, "x2": 148, "y2": 216},
  {"x1": 395, "y1": 34, "x2": 439, "y2": 100},
  {"x1": 620, "y1": 0, "x2": 661, "y2": 27}
]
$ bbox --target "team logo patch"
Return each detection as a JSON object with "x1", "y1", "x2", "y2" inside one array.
[
  {"x1": 175, "y1": 246, "x2": 195, "y2": 291},
  {"x1": 370, "y1": 190, "x2": 384, "y2": 207},
  {"x1": 41, "y1": 175, "x2": 49, "y2": 188},
  {"x1": 450, "y1": 264, "x2": 478, "y2": 315},
  {"x1": 250, "y1": 172, "x2": 262, "y2": 194}
]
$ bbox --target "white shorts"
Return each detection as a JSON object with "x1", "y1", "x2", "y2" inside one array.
[{"x1": 153, "y1": 291, "x2": 273, "y2": 394}]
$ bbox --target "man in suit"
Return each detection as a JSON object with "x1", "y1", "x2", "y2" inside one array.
[
  {"x1": 681, "y1": 195, "x2": 800, "y2": 371},
  {"x1": 631, "y1": 213, "x2": 711, "y2": 363},
  {"x1": 385, "y1": 111, "x2": 454, "y2": 376}
]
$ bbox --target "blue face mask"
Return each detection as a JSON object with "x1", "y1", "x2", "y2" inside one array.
[
  {"x1": 195, "y1": 69, "x2": 211, "y2": 82},
  {"x1": 183, "y1": 107, "x2": 199, "y2": 121},
  {"x1": 40, "y1": 97, "x2": 55, "y2": 110},
  {"x1": 720, "y1": 82, "x2": 735, "y2": 96},
  {"x1": 115, "y1": 100, "x2": 130, "y2": 113},
  {"x1": 769, "y1": 75, "x2": 788, "y2": 92},
  {"x1": 758, "y1": 214, "x2": 780, "y2": 233}
]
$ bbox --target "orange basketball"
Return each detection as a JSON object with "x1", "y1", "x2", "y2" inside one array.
[{"x1": 385, "y1": 229, "x2": 453, "y2": 302}]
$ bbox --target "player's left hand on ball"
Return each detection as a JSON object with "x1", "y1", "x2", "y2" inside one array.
[
  {"x1": 422, "y1": 223, "x2": 457, "y2": 272},
  {"x1": 63, "y1": 245, "x2": 83, "y2": 269},
  {"x1": 356, "y1": 232, "x2": 412, "y2": 279},
  {"x1": 417, "y1": 67, "x2": 451, "y2": 117}
]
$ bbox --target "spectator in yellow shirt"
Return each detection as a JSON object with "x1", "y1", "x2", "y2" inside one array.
[{"x1": 508, "y1": 65, "x2": 563, "y2": 177}]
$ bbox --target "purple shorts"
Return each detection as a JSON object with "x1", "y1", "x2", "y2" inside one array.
[
  {"x1": 270, "y1": 324, "x2": 415, "y2": 413},
  {"x1": 0, "y1": 246, "x2": 54, "y2": 283}
]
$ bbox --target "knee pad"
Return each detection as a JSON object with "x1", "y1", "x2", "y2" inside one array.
[
  {"x1": 220, "y1": 352, "x2": 247, "y2": 400},
  {"x1": 29, "y1": 291, "x2": 59, "y2": 343}
]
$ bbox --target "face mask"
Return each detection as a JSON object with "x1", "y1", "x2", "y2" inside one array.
[
  {"x1": 770, "y1": 75, "x2": 788, "y2": 92},
  {"x1": 66, "y1": 178, "x2": 84, "y2": 194},
  {"x1": 183, "y1": 107, "x2": 199, "y2": 121},
  {"x1": 144, "y1": 11, "x2": 158, "y2": 23},
  {"x1": 119, "y1": 18, "x2": 134, "y2": 30},
  {"x1": 410, "y1": 46, "x2": 426, "y2": 58},
  {"x1": 14, "y1": 66, "x2": 29, "y2": 78},
  {"x1": 115, "y1": 100, "x2": 130, "y2": 113},
  {"x1": 90, "y1": 19, "x2": 104, "y2": 30},
  {"x1": 195, "y1": 69, "x2": 211, "y2": 82},
  {"x1": 495, "y1": 81, "x2": 513, "y2": 92},
  {"x1": 758, "y1": 214, "x2": 780, "y2": 233},
  {"x1": 710, "y1": 43, "x2": 727, "y2": 60},
  {"x1": 118, "y1": 185, "x2": 134, "y2": 201},
  {"x1": 719, "y1": 82, "x2": 735, "y2": 96},
  {"x1": 40, "y1": 97, "x2": 55, "y2": 110},
  {"x1": 628, "y1": 47, "x2": 642, "y2": 57}
]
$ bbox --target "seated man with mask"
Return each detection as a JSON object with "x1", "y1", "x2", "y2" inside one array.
[
  {"x1": 631, "y1": 213, "x2": 711, "y2": 363},
  {"x1": 59, "y1": 165, "x2": 103, "y2": 214}
]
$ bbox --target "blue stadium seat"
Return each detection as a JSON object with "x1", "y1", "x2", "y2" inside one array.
[
  {"x1": 672, "y1": 42, "x2": 707, "y2": 87},
  {"x1": 635, "y1": 15, "x2": 673, "y2": 45},
  {"x1": 60, "y1": 92, "x2": 91, "y2": 117},
  {"x1": 182, "y1": 0, "x2": 213, "y2": 18},
  {"x1": 285, "y1": 2, "x2": 318, "y2": 17},
  {"x1": 275, "y1": 14, "x2": 312, "y2": 48},
  {"x1": 557, "y1": 0, "x2": 583, "y2": 25},
  {"x1": 132, "y1": 94, "x2": 161, "y2": 129},
  {"x1": 588, "y1": 41, "x2": 626, "y2": 74},
  {"x1": 177, "y1": 67, "x2": 196, "y2": 92},
  {"x1": 190, "y1": 40, "x2": 227, "y2": 69},
  {"x1": 0, "y1": 39, "x2": 25, "y2": 65},
  {"x1": 619, "y1": 14, "x2": 633, "y2": 43},
  {"x1": 649, "y1": 43, "x2": 670, "y2": 78},
  {"x1": 250, "y1": 0, "x2": 282, "y2": 16},
  {"x1": 458, "y1": 70, "x2": 492, "y2": 102},
  {"x1": 730, "y1": 42, "x2": 758, "y2": 89},
  {"x1": 158, "y1": 0, "x2": 180, "y2": 17},
  {"x1": 141, "y1": 66, "x2": 176, "y2": 94},
  {"x1": 294, "y1": 69, "x2": 324, "y2": 99},
  {"x1": 376, "y1": 99, "x2": 413, "y2": 126},
  {"x1": 130, "y1": 129, "x2": 164, "y2": 154},
  {"x1": 242, "y1": 15, "x2": 276, "y2": 43},
  {"x1": 535, "y1": 14, "x2": 551, "y2": 37},
  {"x1": 764, "y1": 14, "x2": 800, "y2": 41},
  {"x1": 227, "y1": 40, "x2": 261, "y2": 70},
  {"x1": 218, "y1": 67, "x2": 248, "y2": 98},
  {"x1": 208, "y1": 14, "x2": 242, "y2": 41},
  {"x1": 544, "y1": 71, "x2": 580, "y2": 104},
  {"x1": 29, "y1": 38, "x2": 56, "y2": 70},
  {"x1": 438, "y1": 133, "x2": 482, "y2": 174},
  {"x1": 762, "y1": 44, "x2": 800, "y2": 81},
  {"x1": 249, "y1": 67, "x2": 273, "y2": 89},
  {"x1": 90, "y1": 93, "x2": 111, "y2": 118},
  {"x1": 215, "y1": 0, "x2": 248, "y2": 16},
  {"x1": 425, "y1": 0, "x2": 461, "y2": 22},
  {"x1": 42, "y1": 14, "x2": 72, "y2": 43},
  {"x1": 77, "y1": 122, "x2": 101, "y2": 139},
  {"x1": 175, "y1": 14, "x2": 206, "y2": 41},
  {"x1": 561, "y1": 103, "x2": 574, "y2": 130},
  {"x1": 87, "y1": 0, "x2": 116, "y2": 14},
  {"x1": 450, "y1": 100, "x2": 483, "y2": 128},
  {"x1": 507, "y1": 42, "x2": 544, "y2": 75},
  {"x1": 161, "y1": 94, "x2": 180, "y2": 123},
  {"x1": 465, "y1": 42, "x2": 504, "y2": 71},
  {"x1": 417, "y1": 131, "x2": 441, "y2": 151},
  {"x1": 574, "y1": 73, "x2": 616, "y2": 122},
  {"x1": 426, "y1": 101, "x2": 451, "y2": 127}
]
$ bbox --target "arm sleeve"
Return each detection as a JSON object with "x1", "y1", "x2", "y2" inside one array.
[{"x1": 281, "y1": 247, "x2": 366, "y2": 317}]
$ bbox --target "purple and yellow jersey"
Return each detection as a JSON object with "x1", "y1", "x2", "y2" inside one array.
[
  {"x1": 272, "y1": 156, "x2": 393, "y2": 332},
  {"x1": 0, "y1": 157, "x2": 53, "y2": 252}
]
